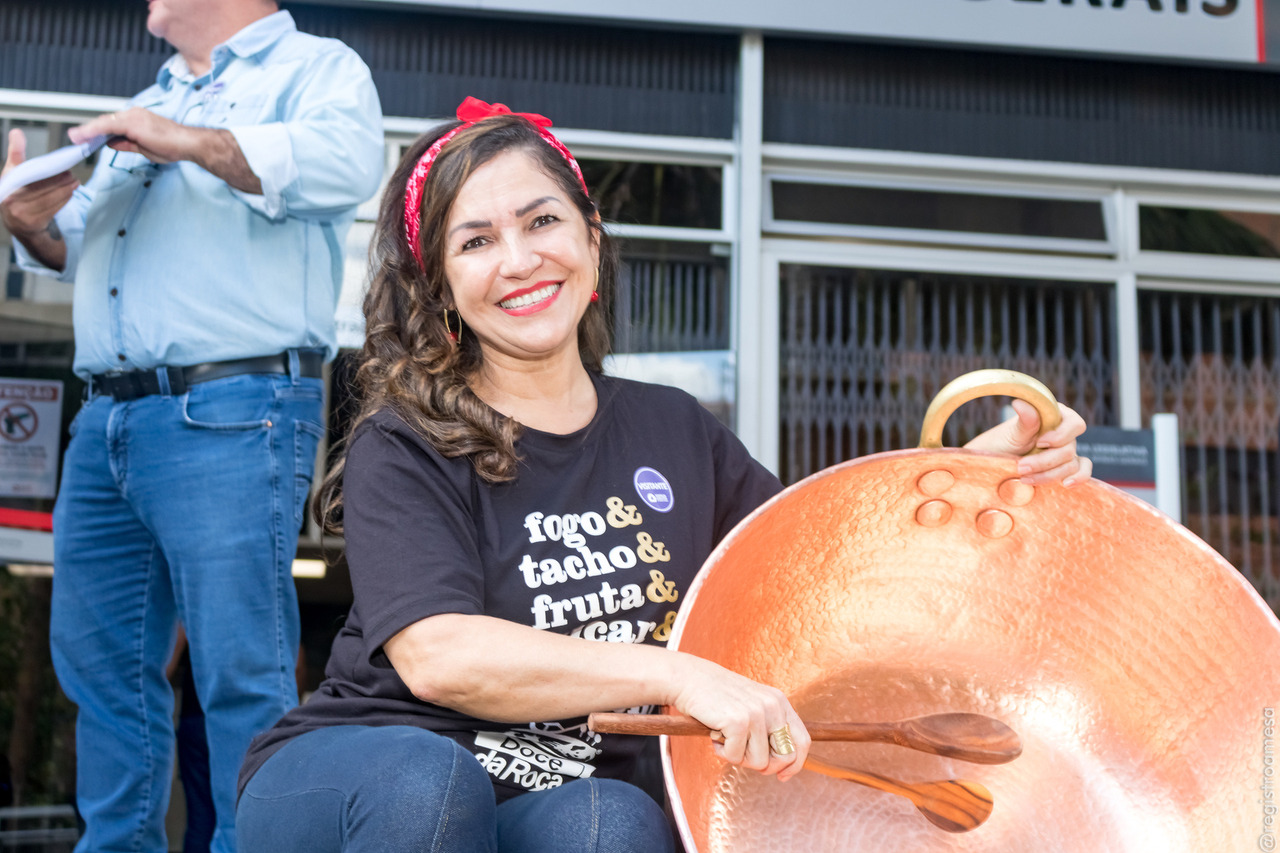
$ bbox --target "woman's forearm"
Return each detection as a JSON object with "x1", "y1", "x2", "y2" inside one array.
[{"x1": 384, "y1": 613, "x2": 687, "y2": 722}]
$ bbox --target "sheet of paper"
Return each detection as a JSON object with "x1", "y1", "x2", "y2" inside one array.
[{"x1": 0, "y1": 135, "x2": 107, "y2": 204}]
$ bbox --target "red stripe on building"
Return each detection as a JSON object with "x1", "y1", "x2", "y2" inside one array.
[
  {"x1": 1259, "y1": 0, "x2": 1267, "y2": 63},
  {"x1": 0, "y1": 508, "x2": 54, "y2": 532}
]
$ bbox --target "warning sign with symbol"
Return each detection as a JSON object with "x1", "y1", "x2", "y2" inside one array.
[{"x1": 0, "y1": 378, "x2": 63, "y2": 499}]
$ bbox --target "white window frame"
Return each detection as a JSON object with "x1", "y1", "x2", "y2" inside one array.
[
  {"x1": 384, "y1": 117, "x2": 737, "y2": 246},
  {"x1": 1122, "y1": 189, "x2": 1280, "y2": 286},
  {"x1": 741, "y1": 238, "x2": 1127, "y2": 473},
  {"x1": 735, "y1": 142, "x2": 1280, "y2": 474},
  {"x1": 763, "y1": 169, "x2": 1118, "y2": 257},
  {"x1": 0, "y1": 88, "x2": 128, "y2": 124}
]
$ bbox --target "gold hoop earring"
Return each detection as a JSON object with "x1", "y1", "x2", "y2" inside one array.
[{"x1": 443, "y1": 308, "x2": 459, "y2": 344}]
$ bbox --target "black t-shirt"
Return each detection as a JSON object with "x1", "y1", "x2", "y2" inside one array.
[{"x1": 238, "y1": 374, "x2": 782, "y2": 802}]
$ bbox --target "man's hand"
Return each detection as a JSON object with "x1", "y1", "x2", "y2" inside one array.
[
  {"x1": 1, "y1": 129, "x2": 73, "y2": 271},
  {"x1": 2, "y1": 129, "x2": 77, "y2": 237},
  {"x1": 70, "y1": 108, "x2": 262, "y2": 194},
  {"x1": 70, "y1": 107, "x2": 196, "y2": 165}
]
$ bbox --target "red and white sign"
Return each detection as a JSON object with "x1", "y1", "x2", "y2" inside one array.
[{"x1": 0, "y1": 378, "x2": 63, "y2": 499}]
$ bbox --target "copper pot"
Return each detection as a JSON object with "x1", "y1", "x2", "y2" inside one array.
[{"x1": 663, "y1": 370, "x2": 1280, "y2": 851}]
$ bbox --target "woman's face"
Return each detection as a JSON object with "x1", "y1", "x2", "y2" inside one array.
[{"x1": 442, "y1": 148, "x2": 599, "y2": 369}]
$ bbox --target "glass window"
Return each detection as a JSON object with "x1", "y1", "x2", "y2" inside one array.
[
  {"x1": 5, "y1": 249, "x2": 22, "y2": 300},
  {"x1": 612, "y1": 239, "x2": 731, "y2": 354},
  {"x1": 392, "y1": 147, "x2": 724, "y2": 231},
  {"x1": 607, "y1": 240, "x2": 734, "y2": 427},
  {"x1": 770, "y1": 180, "x2": 1108, "y2": 242},
  {"x1": 1139, "y1": 205, "x2": 1280, "y2": 258},
  {"x1": 389, "y1": 146, "x2": 727, "y2": 230},
  {"x1": 579, "y1": 160, "x2": 722, "y2": 230}
]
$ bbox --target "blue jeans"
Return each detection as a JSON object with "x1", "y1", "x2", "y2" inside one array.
[
  {"x1": 50, "y1": 367, "x2": 325, "y2": 853},
  {"x1": 236, "y1": 726, "x2": 676, "y2": 853}
]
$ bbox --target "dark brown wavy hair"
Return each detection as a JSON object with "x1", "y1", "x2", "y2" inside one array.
[{"x1": 315, "y1": 114, "x2": 619, "y2": 534}]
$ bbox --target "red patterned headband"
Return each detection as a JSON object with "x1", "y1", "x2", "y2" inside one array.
[{"x1": 403, "y1": 96, "x2": 589, "y2": 268}]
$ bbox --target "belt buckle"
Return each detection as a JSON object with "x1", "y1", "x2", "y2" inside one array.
[
  {"x1": 96, "y1": 369, "x2": 127, "y2": 400},
  {"x1": 96, "y1": 368, "x2": 147, "y2": 401}
]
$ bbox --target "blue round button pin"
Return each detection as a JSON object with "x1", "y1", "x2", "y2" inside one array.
[{"x1": 633, "y1": 466, "x2": 674, "y2": 513}]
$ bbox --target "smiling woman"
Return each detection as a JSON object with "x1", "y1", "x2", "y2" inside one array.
[
  {"x1": 443, "y1": 149, "x2": 601, "y2": 404},
  {"x1": 232, "y1": 96, "x2": 809, "y2": 853},
  {"x1": 232, "y1": 97, "x2": 1089, "y2": 853},
  {"x1": 351, "y1": 98, "x2": 620, "y2": 483}
]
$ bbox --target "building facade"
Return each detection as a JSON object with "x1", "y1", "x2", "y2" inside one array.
[{"x1": 2, "y1": 0, "x2": 1279, "y2": 829}]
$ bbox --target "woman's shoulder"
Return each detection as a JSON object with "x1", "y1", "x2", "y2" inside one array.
[
  {"x1": 598, "y1": 373, "x2": 706, "y2": 411},
  {"x1": 346, "y1": 407, "x2": 476, "y2": 494},
  {"x1": 598, "y1": 374, "x2": 726, "y2": 433},
  {"x1": 351, "y1": 407, "x2": 419, "y2": 445},
  {"x1": 349, "y1": 407, "x2": 454, "y2": 466}
]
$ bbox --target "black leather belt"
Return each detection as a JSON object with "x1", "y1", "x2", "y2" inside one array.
[{"x1": 91, "y1": 351, "x2": 324, "y2": 402}]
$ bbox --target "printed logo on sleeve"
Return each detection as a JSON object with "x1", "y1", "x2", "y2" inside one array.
[{"x1": 633, "y1": 466, "x2": 674, "y2": 513}]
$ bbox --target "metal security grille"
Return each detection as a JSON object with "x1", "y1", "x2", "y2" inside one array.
[
  {"x1": 1140, "y1": 289, "x2": 1280, "y2": 608},
  {"x1": 295, "y1": 7, "x2": 736, "y2": 136},
  {"x1": 0, "y1": 0, "x2": 166, "y2": 97},
  {"x1": 779, "y1": 265, "x2": 1117, "y2": 485},
  {"x1": 613, "y1": 254, "x2": 730, "y2": 354},
  {"x1": 0, "y1": 0, "x2": 737, "y2": 138}
]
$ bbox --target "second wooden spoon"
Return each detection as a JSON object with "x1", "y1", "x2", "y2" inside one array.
[{"x1": 804, "y1": 755, "x2": 994, "y2": 833}]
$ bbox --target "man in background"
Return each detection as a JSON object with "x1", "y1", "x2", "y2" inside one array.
[{"x1": 0, "y1": 1, "x2": 384, "y2": 850}]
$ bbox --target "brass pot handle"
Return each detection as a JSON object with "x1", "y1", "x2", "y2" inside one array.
[{"x1": 918, "y1": 369, "x2": 1062, "y2": 449}]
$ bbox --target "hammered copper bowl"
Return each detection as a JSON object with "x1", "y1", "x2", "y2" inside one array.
[{"x1": 663, "y1": 446, "x2": 1280, "y2": 851}]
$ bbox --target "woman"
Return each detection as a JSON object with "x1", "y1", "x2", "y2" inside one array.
[{"x1": 235, "y1": 98, "x2": 1091, "y2": 853}]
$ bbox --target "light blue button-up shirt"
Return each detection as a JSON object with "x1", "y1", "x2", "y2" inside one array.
[{"x1": 15, "y1": 11, "x2": 384, "y2": 378}]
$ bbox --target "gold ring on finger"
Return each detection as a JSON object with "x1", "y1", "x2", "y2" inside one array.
[{"x1": 768, "y1": 724, "x2": 795, "y2": 756}]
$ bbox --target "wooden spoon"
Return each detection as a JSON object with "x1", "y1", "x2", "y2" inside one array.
[
  {"x1": 587, "y1": 711, "x2": 1022, "y2": 764},
  {"x1": 803, "y1": 755, "x2": 994, "y2": 833}
]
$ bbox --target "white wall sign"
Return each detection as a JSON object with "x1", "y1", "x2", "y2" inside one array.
[
  {"x1": 0, "y1": 378, "x2": 64, "y2": 499},
  {"x1": 354, "y1": 0, "x2": 1268, "y2": 66}
]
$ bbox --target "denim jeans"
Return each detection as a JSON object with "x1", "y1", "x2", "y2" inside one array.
[
  {"x1": 236, "y1": 726, "x2": 676, "y2": 853},
  {"x1": 50, "y1": 366, "x2": 325, "y2": 853}
]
